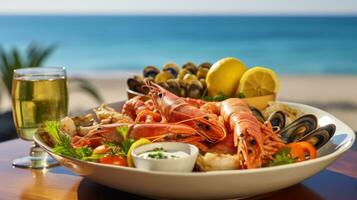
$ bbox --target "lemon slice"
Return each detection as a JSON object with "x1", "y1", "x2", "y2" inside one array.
[
  {"x1": 206, "y1": 57, "x2": 247, "y2": 97},
  {"x1": 237, "y1": 66, "x2": 279, "y2": 98},
  {"x1": 127, "y1": 138, "x2": 151, "y2": 167}
]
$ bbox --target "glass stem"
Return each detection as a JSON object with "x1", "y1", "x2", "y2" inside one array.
[{"x1": 30, "y1": 141, "x2": 47, "y2": 157}]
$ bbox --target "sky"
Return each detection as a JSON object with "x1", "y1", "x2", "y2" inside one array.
[{"x1": 0, "y1": 0, "x2": 357, "y2": 15}]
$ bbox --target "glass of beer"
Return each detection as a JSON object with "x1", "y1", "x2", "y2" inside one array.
[{"x1": 12, "y1": 67, "x2": 68, "y2": 169}]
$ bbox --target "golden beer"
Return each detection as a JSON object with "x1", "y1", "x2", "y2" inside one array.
[{"x1": 12, "y1": 76, "x2": 68, "y2": 140}]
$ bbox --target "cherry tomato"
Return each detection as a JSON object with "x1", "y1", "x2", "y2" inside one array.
[
  {"x1": 286, "y1": 142, "x2": 317, "y2": 161},
  {"x1": 99, "y1": 155, "x2": 128, "y2": 166}
]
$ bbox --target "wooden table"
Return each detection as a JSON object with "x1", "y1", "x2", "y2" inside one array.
[{"x1": 0, "y1": 139, "x2": 356, "y2": 200}]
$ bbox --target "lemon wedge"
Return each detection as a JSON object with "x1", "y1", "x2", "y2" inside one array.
[
  {"x1": 236, "y1": 66, "x2": 279, "y2": 98},
  {"x1": 206, "y1": 57, "x2": 247, "y2": 97},
  {"x1": 127, "y1": 138, "x2": 151, "y2": 167}
]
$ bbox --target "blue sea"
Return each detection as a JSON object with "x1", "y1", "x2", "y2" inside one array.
[{"x1": 1, "y1": 15, "x2": 357, "y2": 74}]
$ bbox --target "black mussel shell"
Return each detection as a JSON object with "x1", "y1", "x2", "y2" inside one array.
[
  {"x1": 157, "y1": 82, "x2": 169, "y2": 90},
  {"x1": 143, "y1": 66, "x2": 160, "y2": 78},
  {"x1": 299, "y1": 124, "x2": 336, "y2": 149},
  {"x1": 166, "y1": 79, "x2": 181, "y2": 96},
  {"x1": 127, "y1": 78, "x2": 144, "y2": 93},
  {"x1": 268, "y1": 111, "x2": 286, "y2": 130},
  {"x1": 198, "y1": 62, "x2": 212, "y2": 69},
  {"x1": 163, "y1": 63, "x2": 180, "y2": 78},
  {"x1": 280, "y1": 114, "x2": 318, "y2": 143},
  {"x1": 182, "y1": 62, "x2": 198, "y2": 74},
  {"x1": 196, "y1": 67, "x2": 209, "y2": 80},
  {"x1": 250, "y1": 107, "x2": 265, "y2": 123}
]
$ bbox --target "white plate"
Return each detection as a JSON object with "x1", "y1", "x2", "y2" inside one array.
[{"x1": 34, "y1": 102, "x2": 355, "y2": 200}]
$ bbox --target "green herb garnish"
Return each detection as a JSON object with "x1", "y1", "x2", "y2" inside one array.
[
  {"x1": 203, "y1": 93, "x2": 229, "y2": 102},
  {"x1": 148, "y1": 152, "x2": 168, "y2": 159},
  {"x1": 119, "y1": 138, "x2": 135, "y2": 155},
  {"x1": 268, "y1": 148, "x2": 296, "y2": 167},
  {"x1": 152, "y1": 147, "x2": 165, "y2": 152},
  {"x1": 44, "y1": 121, "x2": 92, "y2": 160},
  {"x1": 237, "y1": 92, "x2": 246, "y2": 99},
  {"x1": 116, "y1": 125, "x2": 129, "y2": 140}
]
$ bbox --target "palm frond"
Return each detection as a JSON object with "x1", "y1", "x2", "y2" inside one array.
[
  {"x1": 27, "y1": 44, "x2": 56, "y2": 67},
  {"x1": 0, "y1": 43, "x2": 104, "y2": 105},
  {"x1": 0, "y1": 46, "x2": 14, "y2": 93}
]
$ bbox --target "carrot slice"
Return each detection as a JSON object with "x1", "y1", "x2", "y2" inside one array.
[
  {"x1": 286, "y1": 143, "x2": 305, "y2": 161},
  {"x1": 296, "y1": 141, "x2": 317, "y2": 159},
  {"x1": 286, "y1": 141, "x2": 317, "y2": 162}
]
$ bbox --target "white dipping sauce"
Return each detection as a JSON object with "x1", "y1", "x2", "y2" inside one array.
[{"x1": 139, "y1": 150, "x2": 189, "y2": 159}]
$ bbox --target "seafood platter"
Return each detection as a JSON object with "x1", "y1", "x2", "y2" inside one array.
[{"x1": 35, "y1": 57, "x2": 355, "y2": 199}]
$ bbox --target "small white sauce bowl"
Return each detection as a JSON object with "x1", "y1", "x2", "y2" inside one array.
[{"x1": 131, "y1": 142, "x2": 199, "y2": 172}]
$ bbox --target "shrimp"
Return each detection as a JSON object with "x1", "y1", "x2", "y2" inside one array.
[
  {"x1": 146, "y1": 81, "x2": 226, "y2": 143},
  {"x1": 201, "y1": 98, "x2": 284, "y2": 169},
  {"x1": 219, "y1": 98, "x2": 264, "y2": 168},
  {"x1": 122, "y1": 96, "x2": 161, "y2": 123},
  {"x1": 72, "y1": 122, "x2": 209, "y2": 151}
]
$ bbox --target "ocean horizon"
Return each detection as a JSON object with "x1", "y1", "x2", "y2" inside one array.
[{"x1": 1, "y1": 15, "x2": 357, "y2": 75}]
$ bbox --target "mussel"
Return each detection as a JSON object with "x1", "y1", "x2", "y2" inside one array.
[
  {"x1": 127, "y1": 78, "x2": 144, "y2": 93},
  {"x1": 186, "y1": 79, "x2": 203, "y2": 99},
  {"x1": 199, "y1": 78, "x2": 207, "y2": 89},
  {"x1": 155, "y1": 71, "x2": 174, "y2": 83},
  {"x1": 182, "y1": 62, "x2": 198, "y2": 74},
  {"x1": 267, "y1": 111, "x2": 286, "y2": 130},
  {"x1": 298, "y1": 124, "x2": 336, "y2": 149},
  {"x1": 143, "y1": 66, "x2": 160, "y2": 78},
  {"x1": 183, "y1": 73, "x2": 198, "y2": 85},
  {"x1": 178, "y1": 68, "x2": 191, "y2": 80},
  {"x1": 198, "y1": 62, "x2": 212, "y2": 69},
  {"x1": 166, "y1": 79, "x2": 181, "y2": 96},
  {"x1": 157, "y1": 82, "x2": 169, "y2": 90},
  {"x1": 196, "y1": 67, "x2": 209, "y2": 80},
  {"x1": 250, "y1": 107, "x2": 265, "y2": 123},
  {"x1": 163, "y1": 63, "x2": 180, "y2": 78},
  {"x1": 279, "y1": 114, "x2": 318, "y2": 143}
]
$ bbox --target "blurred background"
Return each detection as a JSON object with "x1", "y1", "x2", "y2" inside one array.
[{"x1": 0, "y1": 0, "x2": 357, "y2": 140}]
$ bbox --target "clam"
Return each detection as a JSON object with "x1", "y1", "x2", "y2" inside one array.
[
  {"x1": 267, "y1": 111, "x2": 286, "y2": 130},
  {"x1": 186, "y1": 79, "x2": 203, "y2": 98},
  {"x1": 183, "y1": 73, "x2": 198, "y2": 85},
  {"x1": 178, "y1": 68, "x2": 192, "y2": 80},
  {"x1": 180, "y1": 87, "x2": 186, "y2": 97},
  {"x1": 250, "y1": 107, "x2": 265, "y2": 123},
  {"x1": 133, "y1": 75, "x2": 143, "y2": 82},
  {"x1": 155, "y1": 71, "x2": 174, "y2": 83},
  {"x1": 199, "y1": 78, "x2": 207, "y2": 89},
  {"x1": 127, "y1": 78, "x2": 144, "y2": 93},
  {"x1": 157, "y1": 82, "x2": 169, "y2": 90},
  {"x1": 279, "y1": 114, "x2": 318, "y2": 143},
  {"x1": 143, "y1": 66, "x2": 160, "y2": 78},
  {"x1": 163, "y1": 63, "x2": 180, "y2": 78},
  {"x1": 298, "y1": 124, "x2": 336, "y2": 149},
  {"x1": 182, "y1": 62, "x2": 198, "y2": 74},
  {"x1": 196, "y1": 67, "x2": 209, "y2": 79},
  {"x1": 166, "y1": 79, "x2": 181, "y2": 96},
  {"x1": 198, "y1": 62, "x2": 212, "y2": 69}
]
